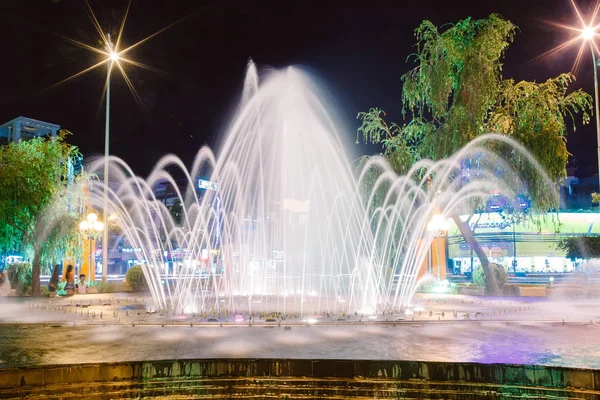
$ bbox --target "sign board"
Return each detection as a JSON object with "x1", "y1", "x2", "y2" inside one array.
[{"x1": 198, "y1": 179, "x2": 218, "y2": 191}]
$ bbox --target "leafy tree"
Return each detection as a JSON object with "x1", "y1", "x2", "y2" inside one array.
[
  {"x1": 473, "y1": 263, "x2": 506, "y2": 293},
  {"x1": 358, "y1": 14, "x2": 592, "y2": 294},
  {"x1": 168, "y1": 199, "x2": 184, "y2": 225},
  {"x1": 0, "y1": 131, "x2": 84, "y2": 295},
  {"x1": 558, "y1": 236, "x2": 600, "y2": 260}
]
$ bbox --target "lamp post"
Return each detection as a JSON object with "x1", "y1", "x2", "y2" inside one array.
[
  {"x1": 591, "y1": 44, "x2": 600, "y2": 205},
  {"x1": 51, "y1": 2, "x2": 172, "y2": 278},
  {"x1": 102, "y1": 34, "x2": 120, "y2": 281},
  {"x1": 79, "y1": 212, "x2": 104, "y2": 280},
  {"x1": 427, "y1": 214, "x2": 449, "y2": 279},
  {"x1": 581, "y1": 27, "x2": 600, "y2": 204}
]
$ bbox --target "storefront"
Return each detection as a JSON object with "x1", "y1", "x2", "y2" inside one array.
[{"x1": 447, "y1": 212, "x2": 600, "y2": 274}]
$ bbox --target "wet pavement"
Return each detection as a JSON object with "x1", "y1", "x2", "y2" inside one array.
[{"x1": 0, "y1": 293, "x2": 599, "y2": 370}]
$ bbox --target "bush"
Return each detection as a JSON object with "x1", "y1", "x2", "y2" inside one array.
[
  {"x1": 417, "y1": 279, "x2": 458, "y2": 294},
  {"x1": 87, "y1": 280, "x2": 99, "y2": 288},
  {"x1": 502, "y1": 284, "x2": 520, "y2": 296},
  {"x1": 473, "y1": 262, "x2": 507, "y2": 293},
  {"x1": 57, "y1": 281, "x2": 67, "y2": 296},
  {"x1": 98, "y1": 281, "x2": 119, "y2": 293},
  {"x1": 6, "y1": 262, "x2": 32, "y2": 295},
  {"x1": 125, "y1": 265, "x2": 147, "y2": 292}
]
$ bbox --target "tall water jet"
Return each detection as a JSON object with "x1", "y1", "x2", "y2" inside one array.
[{"x1": 84, "y1": 62, "x2": 557, "y2": 316}]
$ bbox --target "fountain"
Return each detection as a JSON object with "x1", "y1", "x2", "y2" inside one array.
[{"x1": 84, "y1": 61, "x2": 556, "y2": 317}]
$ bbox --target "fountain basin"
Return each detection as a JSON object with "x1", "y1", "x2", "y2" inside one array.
[{"x1": 0, "y1": 358, "x2": 599, "y2": 399}]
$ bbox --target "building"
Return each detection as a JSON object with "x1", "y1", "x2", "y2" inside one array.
[
  {"x1": 447, "y1": 212, "x2": 600, "y2": 275},
  {"x1": 0, "y1": 116, "x2": 60, "y2": 145}
]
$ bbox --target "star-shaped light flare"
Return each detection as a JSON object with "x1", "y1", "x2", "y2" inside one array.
[
  {"x1": 46, "y1": 0, "x2": 183, "y2": 111},
  {"x1": 531, "y1": 0, "x2": 600, "y2": 74}
]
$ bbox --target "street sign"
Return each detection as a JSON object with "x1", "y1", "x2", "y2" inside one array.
[{"x1": 198, "y1": 179, "x2": 218, "y2": 191}]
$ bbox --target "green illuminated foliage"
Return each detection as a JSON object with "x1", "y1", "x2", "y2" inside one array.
[
  {"x1": 473, "y1": 263, "x2": 507, "y2": 292},
  {"x1": 558, "y1": 236, "x2": 600, "y2": 260},
  {"x1": 125, "y1": 265, "x2": 148, "y2": 292},
  {"x1": 359, "y1": 14, "x2": 591, "y2": 185},
  {"x1": 0, "y1": 131, "x2": 84, "y2": 295},
  {"x1": 358, "y1": 14, "x2": 592, "y2": 294}
]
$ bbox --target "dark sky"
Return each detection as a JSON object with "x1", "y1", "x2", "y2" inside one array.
[{"x1": 0, "y1": 0, "x2": 598, "y2": 176}]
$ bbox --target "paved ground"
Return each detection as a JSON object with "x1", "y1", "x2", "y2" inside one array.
[
  {"x1": 1, "y1": 292, "x2": 597, "y2": 324},
  {"x1": 0, "y1": 293, "x2": 599, "y2": 370}
]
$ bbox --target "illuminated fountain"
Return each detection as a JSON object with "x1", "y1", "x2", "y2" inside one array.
[{"x1": 85, "y1": 61, "x2": 554, "y2": 316}]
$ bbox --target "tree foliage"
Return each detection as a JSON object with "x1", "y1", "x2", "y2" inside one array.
[
  {"x1": 358, "y1": 14, "x2": 591, "y2": 191},
  {"x1": 473, "y1": 262, "x2": 507, "y2": 292},
  {"x1": 125, "y1": 264, "x2": 148, "y2": 292},
  {"x1": 6, "y1": 262, "x2": 33, "y2": 295},
  {"x1": 0, "y1": 131, "x2": 84, "y2": 295},
  {"x1": 357, "y1": 14, "x2": 592, "y2": 293},
  {"x1": 558, "y1": 236, "x2": 600, "y2": 260}
]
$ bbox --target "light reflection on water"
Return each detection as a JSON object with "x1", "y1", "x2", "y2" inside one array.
[{"x1": 1, "y1": 323, "x2": 599, "y2": 369}]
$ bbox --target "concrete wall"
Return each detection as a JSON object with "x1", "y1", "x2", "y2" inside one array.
[{"x1": 0, "y1": 359, "x2": 599, "y2": 399}]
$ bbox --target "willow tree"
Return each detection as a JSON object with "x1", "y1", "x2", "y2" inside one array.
[
  {"x1": 358, "y1": 14, "x2": 592, "y2": 293},
  {"x1": 0, "y1": 131, "x2": 84, "y2": 295}
]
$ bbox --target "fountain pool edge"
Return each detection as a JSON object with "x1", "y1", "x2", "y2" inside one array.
[{"x1": 0, "y1": 358, "x2": 599, "y2": 399}]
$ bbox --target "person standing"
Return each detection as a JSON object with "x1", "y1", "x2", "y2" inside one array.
[
  {"x1": 64, "y1": 265, "x2": 75, "y2": 296},
  {"x1": 0, "y1": 267, "x2": 11, "y2": 297},
  {"x1": 48, "y1": 265, "x2": 60, "y2": 298}
]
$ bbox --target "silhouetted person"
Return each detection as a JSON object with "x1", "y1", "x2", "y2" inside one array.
[
  {"x1": 0, "y1": 267, "x2": 10, "y2": 297},
  {"x1": 64, "y1": 265, "x2": 75, "y2": 296},
  {"x1": 48, "y1": 264, "x2": 60, "y2": 298}
]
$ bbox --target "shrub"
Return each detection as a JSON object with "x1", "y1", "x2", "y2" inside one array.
[
  {"x1": 473, "y1": 262, "x2": 507, "y2": 293},
  {"x1": 502, "y1": 284, "x2": 520, "y2": 296},
  {"x1": 125, "y1": 265, "x2": 147, "y2": 292},
  {"x1": 57, "y1": 281, "x2": 67, "y2": 296},
  {"x1": 417, "y1": 279, "x2": 458, "y2": 294},
  {"x1": 6, "y1": 262, "x2": 33, "y2": 295},
  {"x1": 98, "y1": 281, "x2": 119, "y2": 293}
]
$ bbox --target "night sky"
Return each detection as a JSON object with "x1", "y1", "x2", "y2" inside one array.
[{"x1": 0, "y1": 0, "x2": 597, "y2": 176}]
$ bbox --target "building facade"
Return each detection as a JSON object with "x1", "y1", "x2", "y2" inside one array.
[
  {"x1": 447, "y1": 212, "x2": 600, "y2": 275},
  {"x1": 0, "y1": 116, "x2": 60, "y2": 145}
]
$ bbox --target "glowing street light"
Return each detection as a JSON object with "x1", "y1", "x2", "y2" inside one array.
[
  {"x1": 540, "y1": 0, "x2": 600, "y2": 209},
  {"x1": 582, "y1": 26, "x2": 596, "y2": 40},
  {"x1": 49, "y1": 1, "x2": 183, "y2": 280},
  {"x1": 427, "y1": 214, "x2": 449, "y2": 233},
  {"x1": 581, "y1": 28, "x2": 600, "y2": 208},
  {"x1": 79, "y1": 212, "x2": 104, "y2": 280}
]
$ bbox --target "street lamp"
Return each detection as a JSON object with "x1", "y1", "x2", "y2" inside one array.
[
  {"x1": 580, "y1": 29, "x2": 600, "y2": 204},
  {"x1": 541, "y1": 1, "x2": 600, "y2": 209},
  {"x1": 50, "y1": 1, "x2": 175, "y2": 280},
  {"x1": 427, "y1": 213, "x2": 449, "y2": 279},
  {"x1": 79, "y1": 212, "x2": 104, "y2": 281},
  {"x1": 102, "y1": 34, "x2": 120, "y2": 282}
]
